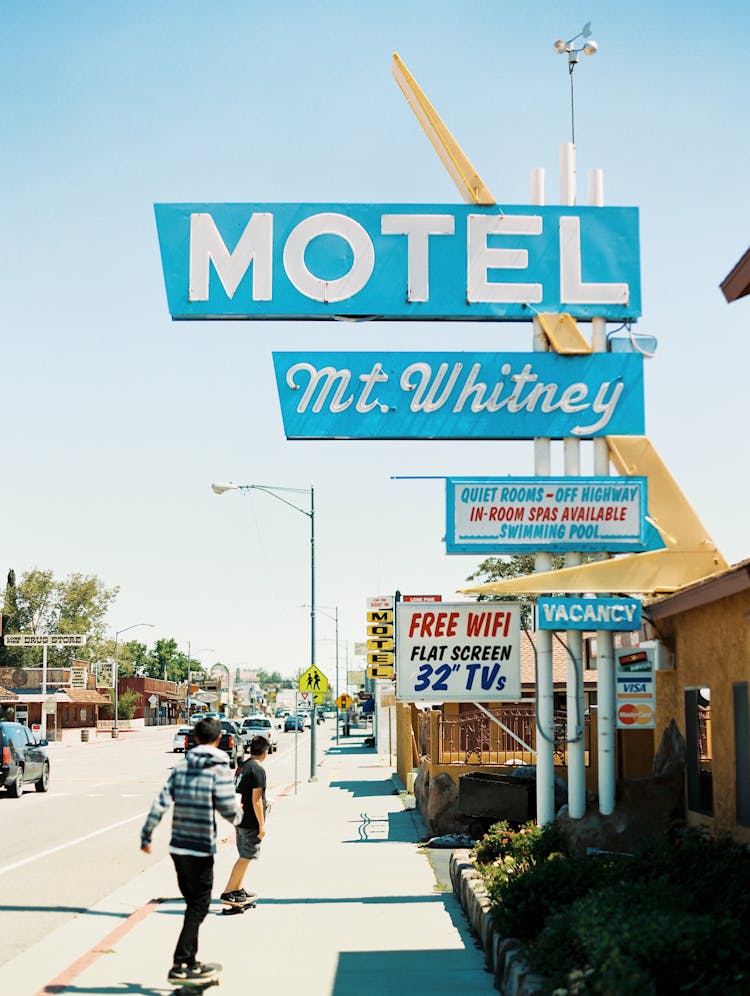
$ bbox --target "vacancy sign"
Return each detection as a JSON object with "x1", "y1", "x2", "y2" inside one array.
[
  {"x1": 616, "y1": 646, "x2": 655, "y2": 729},
  {"x1": 155, "y1": 203, "x2": 641, "y2": 322},
  {"x1": 537, "y1": 597, "x2": 642, "y2": 631},
  {"x1": 446, "y1": 476, "x2": 661, "y2": 553},
  {"x1": 395, "y1": 602, "x2": 521, "y2": 702}
]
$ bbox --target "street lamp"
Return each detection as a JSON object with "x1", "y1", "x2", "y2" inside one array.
[
  {"x1": 212, "y1": 481, "x2": 317, "y2": 780},
  {"x1": 114, "y1": 623, "x2": 155, "y2": 738}
]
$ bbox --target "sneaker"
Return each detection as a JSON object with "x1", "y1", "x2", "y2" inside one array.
[
  {"x1": 234, "y1": 888, "x2": 256, "y2": 901},
  {"x1": 220, "y1": 890, "x2": 246, "y2": 906},
  {"x1": 168, "y1": 961, "x2": 218, "y2": 983}
]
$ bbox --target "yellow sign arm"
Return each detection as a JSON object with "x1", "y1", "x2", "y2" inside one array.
[
  {"x1": 391, "y1": 53, "x2": 496, "y2": 206},
  {"x1": 536, "y1": 313, "x2": 592, "y2": 355},
  {"x1": 606, "y1": 436, "x2": 722, "y2": 553},
  {"x1": 459, "y1": 436, "x2": 727, "y2": 597}
]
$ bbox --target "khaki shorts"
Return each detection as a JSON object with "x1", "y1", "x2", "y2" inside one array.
[{"x1": 236, "y1": 828, "x2": 261, "y2": 859}]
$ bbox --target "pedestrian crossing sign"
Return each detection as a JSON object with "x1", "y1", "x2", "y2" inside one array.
[{"x1": 298, "y1": 664, "x2": 329, "y2": 696}]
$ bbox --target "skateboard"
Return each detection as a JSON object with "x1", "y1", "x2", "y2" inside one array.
[
  {"x1": 220, "y1": 894, "x2": 258, "y2": 916},
  {"x1": 168, "y1": 962, "x2": 222, "y2": 994}
]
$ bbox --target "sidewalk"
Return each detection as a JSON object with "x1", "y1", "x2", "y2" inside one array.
[{"x1": 5, "y1": 728, "x2": 497, "y2": 996}]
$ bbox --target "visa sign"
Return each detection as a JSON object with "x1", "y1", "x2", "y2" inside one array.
[{"x1": 155, "y1": 203, "x2": 641, "y2": 321}]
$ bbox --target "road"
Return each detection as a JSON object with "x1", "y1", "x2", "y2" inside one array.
[{"x1": 0, "y1": 721, "x2": 317, "y2": 967}]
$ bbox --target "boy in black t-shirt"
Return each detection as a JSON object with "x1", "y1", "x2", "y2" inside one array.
[{"x1": 220, "y1": 735, "x2": 269, "y2": 906}]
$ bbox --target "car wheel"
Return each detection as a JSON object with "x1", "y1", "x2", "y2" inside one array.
[
  {"x1": 35, "y1": 762, "x2": 50, "y2": 793},
  {"x1": 8, "y1": 769, "x2": 23, "y2": 798}
]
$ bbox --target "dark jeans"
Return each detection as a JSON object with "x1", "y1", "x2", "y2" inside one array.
[{"x1": 171, "y1": 853, "x2": 214, "y2": 966}]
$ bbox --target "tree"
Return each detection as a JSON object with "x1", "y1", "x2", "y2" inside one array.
[
  {"x1": 0, "y1": 569, "x2": 22, "y2": 667},
  {"x1": 0, "y1": 568, "x2": 119, "y2": 667},
  {"x1": 465, "y1": 554, "x2": 569, "y2": 626},
  {"x1": 465, "y1": 553, "x2": 596, "y2": 625},
  {"x1": 144, "y1": 638, "x2": 191, "y2": 683}
]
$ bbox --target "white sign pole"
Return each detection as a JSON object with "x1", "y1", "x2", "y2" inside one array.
[
  {"x1": 531, "y1": 164, "x2": 555, "y2": 827},
  {"x1": 591, "y1": 168, "x2": 616, "y2": 816},
  {"x1": 40, "y1": 643, "x2": 48, "y2": 741},
  {"x1": 561, "y1": 142, "x2": 587, "y2": 822}
]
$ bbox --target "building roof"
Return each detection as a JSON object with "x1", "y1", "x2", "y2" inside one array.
[
  {"x1": 64, "y1": 689, "x2": 112, "y2": 706},
  {"x1": 647, "y1": 558, "x2": 750, "y2": 620},
  {"x1": 721, "y1": 246, "x2": 750, "y2": 303}
]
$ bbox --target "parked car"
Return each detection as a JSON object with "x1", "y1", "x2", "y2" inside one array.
[
  {"x1": 0, "y1": 721, "x2": 50, "y2": 797},
  {"x1": 284, "y1": 714, "x2": 305, "y2": 732},
  {"x1": 240, "y1": 715, "x2": 278, "y2": 753},
  {"x1": 173, "y1": 726, "x2": 192, "y2": 752},
  {"x1": 184, "y1": 718, "x2": 244, "y2": 768},
  {"x1": 299, "y1": 711, "x2": 312, "y2": 729}
]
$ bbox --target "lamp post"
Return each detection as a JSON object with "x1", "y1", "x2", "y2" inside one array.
[
  {"x1": 212, "y1": 481, "x2": 317, "y2": 780},
  {"x1": 114, "y1": 623, "x2": 154, "y2": 738}
]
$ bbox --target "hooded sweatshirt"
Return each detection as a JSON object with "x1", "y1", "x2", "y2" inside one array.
[{"x1": 141, "y1": 744, "x2": 241, "y2": 855}]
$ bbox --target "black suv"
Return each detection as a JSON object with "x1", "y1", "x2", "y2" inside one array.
[{"x1": 0, "y1": 721, "x2": 50, "y2": 797}]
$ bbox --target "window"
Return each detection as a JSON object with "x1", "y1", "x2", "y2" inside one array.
[
  {"x1": 685, "y1": 688, "x2": 713, "y2": 816},
  {"x1": 734, "y1": 683, "x2": 750, "y2": 827}
]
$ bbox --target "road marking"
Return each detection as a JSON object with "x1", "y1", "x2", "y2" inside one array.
[
  {"x1": 35, "y1": 898, "x2": 161, "y2": 995},
  {"x1": 0, "y1": 813, "x2": 143, "y2": 878}
]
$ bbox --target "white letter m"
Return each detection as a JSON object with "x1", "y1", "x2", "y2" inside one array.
[{"x1": 189, "y1": 212, "x2": 272, "y2": 302}]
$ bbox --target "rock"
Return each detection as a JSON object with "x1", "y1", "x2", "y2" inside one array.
[
  {"x1": 426, "y1": 771, "x2": 465, "y2": 835},
  {"x1": 653, "y1": 719, "x2": 686, "y2": 777}
]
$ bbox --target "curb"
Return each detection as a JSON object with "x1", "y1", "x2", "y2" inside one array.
[{"x1": 449, "y1": 850, "x2": 551, "y2": 996}]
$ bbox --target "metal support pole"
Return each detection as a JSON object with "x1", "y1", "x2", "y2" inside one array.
[
  {"x1": 114, "y1": 635, "x2": 120, "y2": 736},
  {"x1": 40, "y1": 643, "x2": 48, "y2": 740},
  {"x1": 309, "y1": 485, "x2": 317, "y2": 781},
  {"x1": 534, "y1": 313, "x2": 555, "y2": 827},
  {"x1": 589, "y1": 169, "x2": 616, "y2": 816},
  {"x1": 530, "y1": 165, "x2": 555, "y2": 826},
  {"x1": 335, "y1": 607, "x2": 340, "y2": 745}
]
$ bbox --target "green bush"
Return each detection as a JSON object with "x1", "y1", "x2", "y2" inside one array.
[
  {"x1": 475, "y1": 824, "x2": 750, "y2": 993},
  {"x1": 528, "y1": 882, "x2": 747, "y2": 995},
  {"x1": 473, "y1": 819, "x2": 569, "y2": 869},
  {"x1": 485, "y1": 849, "x2": 623, "y2": 941}
]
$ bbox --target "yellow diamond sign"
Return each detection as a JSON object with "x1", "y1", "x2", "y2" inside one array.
[{"x1": 298, "y1": 665, "x2": 329, "y2": 697}]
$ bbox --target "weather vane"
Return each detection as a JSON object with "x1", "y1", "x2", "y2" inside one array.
[{"x1": 553, "y1": 22, "x2": 598, "y2": 146}]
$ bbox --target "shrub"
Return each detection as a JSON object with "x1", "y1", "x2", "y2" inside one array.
[
  {"x1": 528, "y1": 881, "x2": 748, "y2": 995},
  {"x1": 473, "y1": 819, "x2": 569, "y2": 869},
  {"x1": 485, "y1": 849, "x2": 623, "y2": 941}
]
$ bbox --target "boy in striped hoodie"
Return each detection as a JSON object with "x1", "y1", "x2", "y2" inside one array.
[{"x1": 141, "y1": 716, "x2": 241, "y2": 985}]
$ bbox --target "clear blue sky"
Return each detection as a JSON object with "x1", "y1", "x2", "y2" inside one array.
[{"x1": 2, "y1": 2, "x2": 748, "y2": 680}]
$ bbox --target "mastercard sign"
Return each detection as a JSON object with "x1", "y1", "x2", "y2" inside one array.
[{"x1": 616, "y1": 646, "x2": 655, "y2": 730}]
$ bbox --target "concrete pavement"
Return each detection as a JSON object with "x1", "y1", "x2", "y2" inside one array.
[{"x1": 2, "y1": 726, "x2": 496, "y2": 996}]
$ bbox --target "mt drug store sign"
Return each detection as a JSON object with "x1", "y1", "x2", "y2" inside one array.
[
  {"x1": 395, "y1": 602, "x2": 521, "y2": 702},
  {"x1": 446, "y1": 476, "x2": 661, "y2": 553},
  {"x1": 273, "y1": 352, "x2": 644, "y2": 440},
  {"x1": 537, "y1": 597, "x2": 643, "y2": 631},
  {"x1": 155, "y1": 203, "x2": 641, "y2": 322}
]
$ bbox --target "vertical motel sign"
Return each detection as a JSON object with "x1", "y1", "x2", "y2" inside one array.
[{"x1": 367, "y1": 595, "x2": 395, "y2": 679}]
